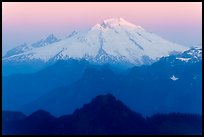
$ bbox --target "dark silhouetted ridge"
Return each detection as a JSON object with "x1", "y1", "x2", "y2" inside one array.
[{"x1": 2, "y1": 94, "x2": 202, "y2": 135}]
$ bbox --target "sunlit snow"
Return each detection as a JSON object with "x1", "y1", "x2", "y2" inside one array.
[{"x1": 170, "y1": 75, "x2": 179, "y2": 81}]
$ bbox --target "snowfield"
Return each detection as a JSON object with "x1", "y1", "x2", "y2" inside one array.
[{"x1": 3, "y1": 18, "x2": 188, "y2": 65}]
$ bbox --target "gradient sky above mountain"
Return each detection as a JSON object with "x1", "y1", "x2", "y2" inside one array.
[{"x1": 2, "y1": 2, "x2": 202, "y2": 54}]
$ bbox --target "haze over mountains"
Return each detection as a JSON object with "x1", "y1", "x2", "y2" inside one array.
[
  {"x1": 3, "y1": 18, "x2": 188, "y2": 75},
  {"x1": 2, "y1": 18, "x2": 202, "y2": 135}
]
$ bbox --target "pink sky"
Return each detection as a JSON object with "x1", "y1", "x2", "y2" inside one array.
[{"x1": 2, "y1": 2, "x2": 202, "y2": 53}]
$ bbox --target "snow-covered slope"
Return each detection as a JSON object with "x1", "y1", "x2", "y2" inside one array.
[
  {"x1": 176, "y1": 47, "x2": 202, "y2": 63},
  {"x1": 4, "y1": 34, "x2": 60, "y2": 58},
  {"x1": 3, "y1": 18, "x2": 188, "y2": 65}
]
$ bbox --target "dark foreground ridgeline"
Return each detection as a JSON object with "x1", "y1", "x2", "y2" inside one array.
[{"x1": 2, "y1": 94, "x2": 202, "y2": 135}]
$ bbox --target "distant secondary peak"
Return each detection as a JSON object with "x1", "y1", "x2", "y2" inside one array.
[
  {"x1": 28, "y1": 109, "x2": 54, "y2": 119},
  {"x1": 45, "y1": 34, "x2": 59, "y2": 43},
  {"x1": 46, "y1": 34, "x2": 56, "y2": 39}
]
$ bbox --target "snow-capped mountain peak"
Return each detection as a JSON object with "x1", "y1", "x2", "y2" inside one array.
[
  {"x1": 3, "y1": 18, "x2": 189, "y2": 66},
  {"x1": 102, "y1": 18, "x2": 139, "y2": 29}
]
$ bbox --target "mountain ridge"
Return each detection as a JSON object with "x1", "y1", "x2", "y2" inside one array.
[
  {"x1": 3, "y1": 18, "x2": 187, "y2": 66},
  {"x1": 2, "y1": 94, "x2": 202, "y2": 135},
  {"x1": 3, "y1": 47, "x2": 201, "y2": 116}
]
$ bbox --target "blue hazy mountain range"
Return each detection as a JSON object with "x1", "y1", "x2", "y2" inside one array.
[
  {"x1": 2, "y1": 47, "x2": 202, "y2": 117},
  {"x1": 2, "y1": 18, "x2": 202, "y2": 135},
  {"x1": 2, "y1": 94, "x2": 202, "y2": 135}
]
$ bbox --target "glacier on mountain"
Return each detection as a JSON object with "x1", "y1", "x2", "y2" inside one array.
[{"x1": 3, "y1": 18, "x2": 188, "y2": 66}]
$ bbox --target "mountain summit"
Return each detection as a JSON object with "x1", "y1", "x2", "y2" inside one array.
[
  {"x1": 93, "y1": 18, "x2": 140, "y2": 29},
  {"x1": 3, "y1": 94, "x2": 202, "y2": 135},
  {"x1": 3, "y1": 18, "x2": 187, "y2": 66}
]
